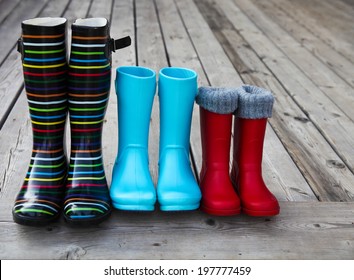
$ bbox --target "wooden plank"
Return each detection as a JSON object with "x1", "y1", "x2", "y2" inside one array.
[
  {"x1": 87, "y1": 0, "x2": 112, "y2": 20},
  {"x1": 341, "y1": 0, "x2": 354, "y2": 8},
  {"x1": 194, "y1": 0, "x2": 353, "y2": 202},
  {"x1": 230, "y1": 36, "x2": 352, "y2": 202},
  {"x1": 216, "y1": 0, "x2": 354, "y2": 201},
  {"x1": 323, "y1": 0, "x2": 354, "y2": 18},
  {"x1": 0, "y1": 0, "x2": 47, "y2": 64},
  {"x1": 0, "y1": 50, "x2": 23, "y2": 129},
  {"x1": 0, "y1": 0, "x2": 71, "y2": 127},
  {"x1": 223, "y1": 0, "x2": 354, "y2": 179},
  {"x1": 0, "y1": 0, "x2": 21, "y2": 24},
  {"x1": 174, "y1": 0, "x2": 316, "y2": 201},
  {"x1": 272, "y1": 0, "x2": 354, "y2": 64},
  {"x1": 0, "y1": 202, "x2": 353, "y2": 259},
  {"x1": 101, "y1": 0, "x2": 136, "y2": 185},
  {"x1": 0, "y1": 0, "x2": 67, "y2": 127},
  {"x1": 135, "y1": 0, "x2": 168, "y2": 184},
  {"x1": 240, "y1": 0, "x2": 354, "y2": 123},
  {"x1": 0, "y1": 91, "x2": 32, "y2": 219},
  {"x1": 64, "y1": 0, "x2": 92, "y2": 21},
  {"x1": 256, "y1": 0, "x2": 354, "y2": 90},
  {"x1": 310, "y1": 0, "x2": 354, "y2": 46},
  {"x1": 175, "y1": 0, "x2": 242, "y2": 88},
  {"x1": 154, "y1": 0, "x2": 206, "y2": 182}
]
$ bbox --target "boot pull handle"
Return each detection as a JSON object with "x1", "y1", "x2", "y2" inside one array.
[
  {"x1": 110, "y1": 36, "x2": 131, "y2": 52},
  {"x1": 17, "y1": 37, "x2": 24, "y2": 60}
]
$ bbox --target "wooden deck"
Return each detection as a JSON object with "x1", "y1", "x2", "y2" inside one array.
[{"x1": 0, "y1": 0, "x2": 354, "y2": 259}]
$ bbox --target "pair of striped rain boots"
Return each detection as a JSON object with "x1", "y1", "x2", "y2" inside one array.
[{"x1": 12, "y1": 17, "x2": 131, "y2": 226}]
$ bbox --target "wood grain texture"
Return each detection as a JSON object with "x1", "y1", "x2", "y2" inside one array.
[
  {"x1": 240, "y1": 0, "x2": 354, "y2": 123},
  {"x1": 257, "y1": 0, "x2": 354, "y2": 90},
  {"x1": 0, "y1": 0, "x2": 72, "y2": 127},
  {"x1": 0, "y1": 0, "x2": 47, "y2": 64},
  {"x1": 0, "y1": 50, "x2": 23, "y2": 128},
  {"x1": 194, "y1": 0, "x2": 354, "y2": 202},
  {"x1": 0, "y1": 0, "x2": 21, "y2": 25},
  {"x1": 0, "y1": 0, "x2": 354, "y2": 260},
  {"x1": 177, "y1": 0, "x2": 316, "y2": 201},
  {"x1": 230, "y1": 0, "x2": 354, "y2": 175},
  {"x1": 213, "y1": 0, "x2": 354, "y2": 199},
  {"x1": 135, "y1": 0, "x2": 168, "y2": 184},
  {"x1": 102, "y1": 0, "x2": 136, "y2": 185},
  {"x1": 270, "y1": 0, "x2": 354, "y2": 64},
  {"x1": 0, "y1": 202, "x2": 353, "y2": 259},
  {"x1": 0, "y1": 0, "x2": 71, "y2": 127}
]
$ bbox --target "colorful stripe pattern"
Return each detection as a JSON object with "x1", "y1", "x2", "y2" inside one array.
[
  {"x1": 63, "y1": 21, "x2": 112, "y2": 224},
  {"x1": 12, "y1": 19, "x2": 68, "y2": 226}
]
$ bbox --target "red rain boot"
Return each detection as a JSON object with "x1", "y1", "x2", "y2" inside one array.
[
  {"x1": 196, "y1": 87, "x2": 240, "y2": 216},
  {"x1": 199, "y1": 108, "x2": 241, "y2": 216},
  {"x1": 232, "y1": 85, "x2": 279, "y2": 216}
]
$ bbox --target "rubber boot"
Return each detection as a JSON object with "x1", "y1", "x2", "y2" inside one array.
[
  {"x1": 110, "y1": 66, "x2": 156, "y2": 211},
  {"x1": 157, "y1": 67, "x2": 201, "y2": 211},
  {"x1": 64, "y1": 18, "x2": 131, "y2": 225},
  {"x1": 232, "y1": 85, "x2": 279, "y2": 216},
  {"x1": 12, "y1": 17, "x2": 68, "y2": 226},
  {"x1": 196, "y1": 87, "x2": 241, "y2": 216}
]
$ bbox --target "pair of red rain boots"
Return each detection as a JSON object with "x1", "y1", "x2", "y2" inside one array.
[{"x1": 196, "y1": 85, "x2": 280, "y2": 217}]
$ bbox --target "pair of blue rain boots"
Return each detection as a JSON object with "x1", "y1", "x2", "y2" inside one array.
[{"x1": 110, "y1": 66, "x2": 201, "y2": 211}]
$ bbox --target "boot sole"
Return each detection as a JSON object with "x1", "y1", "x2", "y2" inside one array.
[
  {"x1": 112, "y1": 202, "x2": 155, "y2": 211},
  {"x1": 201, "y1": 205, "x2": 241, "y2": 216},
  {"x1": 64, "y1": 210, "x2": 111, "y2": 226},
  {"x1": 160, "y1": 203, "x2": 200, "y2": 211},
  {"x1": 12, "y1": 212, "x2": 60, "y2": 227},
  {"x1": 242, "y1": 207, "x2": 280, "y2": 217}
]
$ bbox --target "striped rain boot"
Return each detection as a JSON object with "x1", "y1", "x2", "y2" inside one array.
[
  {"x1": 12, "y1": 17, "x2": 68, "y2": 226},
  {"x1": 64, "y1": 18, "x2": 130, "y2": 225}
]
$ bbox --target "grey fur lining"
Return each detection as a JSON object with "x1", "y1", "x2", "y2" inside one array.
[
  {"x1": 196, "y1": 86, "x2": 238, "y2": 114},
  {"x1": 236, "y1": 85, "x2": 274, "y2": 119}
]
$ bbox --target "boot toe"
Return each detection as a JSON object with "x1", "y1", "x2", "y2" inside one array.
[
  {"x1": 242, "y1": 197, "x2": 280, "y2": 216},
  {"x1": 63, "y1": 201, "x2": 111, "y2": 225},
  {"x1": 201, "y1": 198, "x2": 241, "y2": 216},
  {"x1": 110, "y1": 190, "x2": 156, "y2": 211},
  {"x1": 12, "y1": 204, "x2": 59, "y2": 226},
  {"x1": 158, "y1": 189, "x2": 201, "y2": 211},
  {"x1": 201, "y1": 189, "x2": 241, "y2": 216}
]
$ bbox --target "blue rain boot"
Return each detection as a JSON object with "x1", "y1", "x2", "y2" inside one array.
[
  {"x1": 110, "y1": 66, "x2": 157, "y2": 211},
  {"x1": 157, "y1": 67, "x2": 202, "y2": 211}
]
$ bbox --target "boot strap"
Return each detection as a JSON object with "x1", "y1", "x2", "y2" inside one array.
[
  {"x1": 17, "y1": 36, "x2": 132, "y2": 56},
  {"x1": 110, "y1": 36, "x2": 131, "y2": 52}
]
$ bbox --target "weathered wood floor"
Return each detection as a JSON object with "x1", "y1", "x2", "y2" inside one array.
[{"x1": 0, "y1": 0, "x2": 354, "y2": 259}]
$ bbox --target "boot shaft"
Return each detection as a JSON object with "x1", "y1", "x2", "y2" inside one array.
[
  {"x1": 200, "y1": 108, "x2": 233, "y2": 170},
  {"x1": 233, "y1": 118, "x2": 267, "y2": 172},
  {"x1": 196, "y1": 86, "x2": 239, "y2": 175},
  {"x1": 158, "y1": 67, "x2": 197, "y2": 157},
  {"x1": 115, "y1": 66, "x2": 156, "y2": 159},
  {"x1": 66, "y1": 18, "x2": 113, "y2": 191},
  {"x1": 232, "y1": 85, "x2": 274, "y2": 174},
  {"x1": 68, "y1": 18, "x2": 112, "y2": 150},
  {"x1": 20, "y1": 18, "x2": 68, "y2": 149}
]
